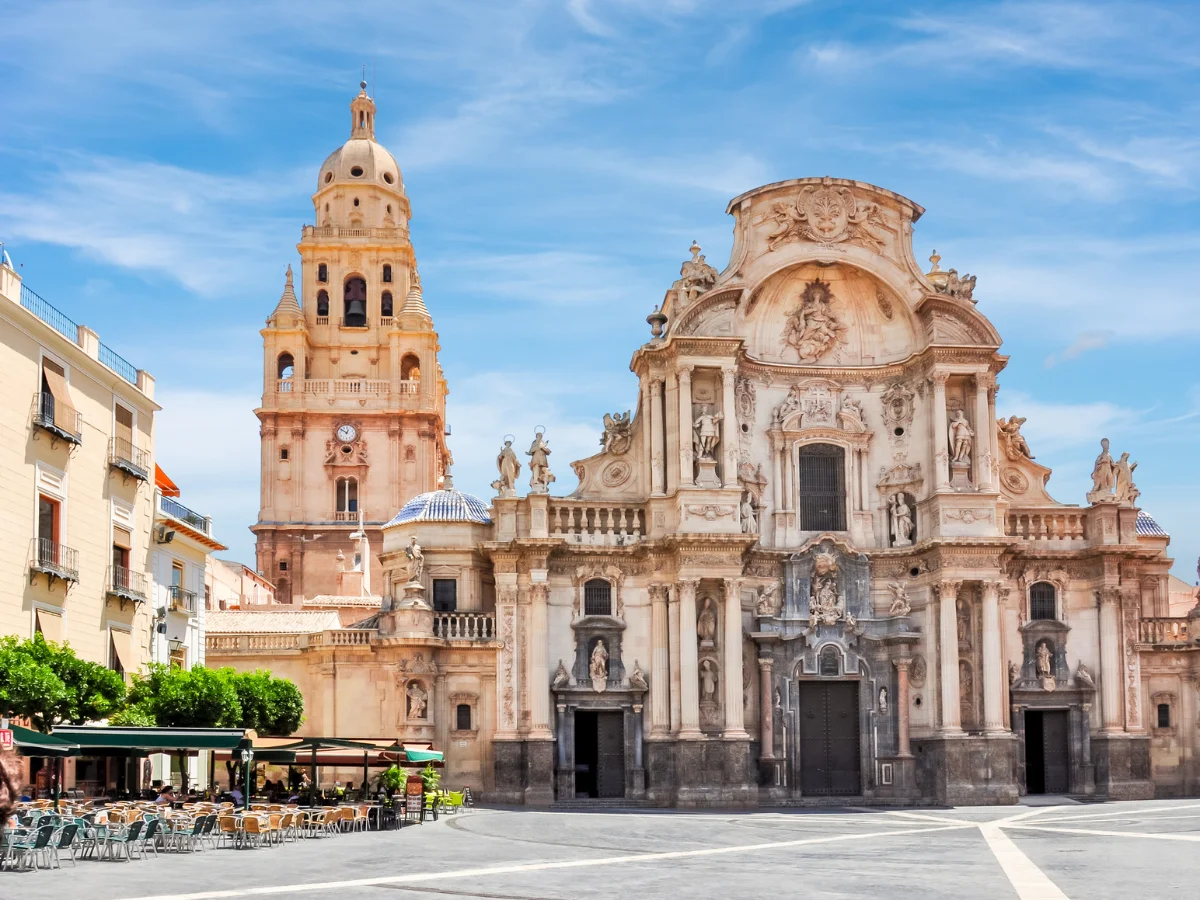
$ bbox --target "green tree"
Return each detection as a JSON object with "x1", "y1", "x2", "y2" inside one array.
[
  {"x1": 228, "y1": 669, "x2": 304, "y2": 735},
  {"x1": 0, "y1": 635, "x2": 125, "y2": 732}
]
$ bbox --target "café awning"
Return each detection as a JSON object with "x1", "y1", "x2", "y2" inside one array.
[
  {"x1": 51, "y1": 725, "x2": 249, "y2": 755},
  {"x1": 11, "y1": 724, "x2": 80, "y2": 758}
]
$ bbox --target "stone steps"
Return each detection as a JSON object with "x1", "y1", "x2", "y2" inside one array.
[{"x1": 552, "y1": 798, "x2": 655, "y2": 810}]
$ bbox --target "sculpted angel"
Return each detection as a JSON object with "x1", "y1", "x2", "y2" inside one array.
[{"x1": 997, "y1": 416, "x2": 1034, "y2": 460}]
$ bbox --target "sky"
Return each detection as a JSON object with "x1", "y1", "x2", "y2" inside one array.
[{"x1": 0, "y1": 0, "x2": 1197, "y2": 579}]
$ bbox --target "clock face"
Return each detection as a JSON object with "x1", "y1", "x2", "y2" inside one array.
[{"x1": 336, "y1": 424, "x2": 357, "y2": 443}]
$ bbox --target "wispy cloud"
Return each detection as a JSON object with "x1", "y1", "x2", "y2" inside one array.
[{"x1": 1044, "y1": 329, "x2": 1114, "y2": 367}]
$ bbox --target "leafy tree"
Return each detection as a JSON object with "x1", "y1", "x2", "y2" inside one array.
[
  {"x1": 227, "y1": 669, "x2": 304, "y2": 735},
  {"x1": 107, "y1": 705, "x2": 156, "y2": 727},
  {"x1": 0, "y1": 635, "x2": 124, "y2": 731}
]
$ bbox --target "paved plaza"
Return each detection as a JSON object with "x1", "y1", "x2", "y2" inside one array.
[{"x1": 8, "y1": 799, "x2": 1200, "y2": 900}]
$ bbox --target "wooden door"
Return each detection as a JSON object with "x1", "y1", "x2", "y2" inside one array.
[
  {"x1": 1041, "y1": 710, "x2": 1070, "y2": 794},
  {"x1": 595, "y1": 712, "x2": 626, "y2": 799},
  {"x1": 798, "y1": 682, "x2": 861, "y2": 796}
]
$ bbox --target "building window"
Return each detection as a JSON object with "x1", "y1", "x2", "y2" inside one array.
[
  {"x1": 382, "y1": 264, "x2": 393, "y2": 283},
  {"x1": 36, "y1": 495, "x2": 60, "y2": 568},
  {"x1": 819, "y1": 645, "x2": 841, "y2": 677},
  {"x1": 798, "y1": 443, "x2": 846, "y2": 531},
  {"x1": 456, "y1": 704, "x2": 472, "y2": 731},
  {"x1": 114, "y1": 403, "x2": 135, "y2": 459},
  {"x1": 279, "y1": 560, "x2": 288, "y2": 572},
  {"x1": 280, "y1": 447, "x2": 289, "y2": 460},
  {"x1": 335, "y1": 476, "x2": 358, "y2": 513},
  {"x1": 277, "y1": 353, "x2": 295, "y2": 381},
  {"x1": 343, "y1": 276, "x2": 367, "y2": 327},
  {"x1": 1158, "y1": 703, "x2": 1171, "y2": 729},
  {"x1": 381, "y1": 291, "x2": 393, "y2": 317},
  {"x1": 432, "y1": 579, "x2": 457, "y2": 613},
  {"x1": 112, "y1": 525, "x2": 131, "y2": 588},
  {"x1": 401, "y1": 353, "x2": 421, "y2": 382},
  {"x1": 317, "y1": 263, "x2": 328, "y2": 283},
  {"x1": 584, "y1": 579, "x2": 612, "y2": 616},
  {"x1": 170, "y1": 646, "x2": 187, "y2": 670},
  {"x1": 316, "y1": 289, "x2": 330, "y2": 317},
  {"x1": 1030, "y1": 582, "x2": 1057, "y2": 621}
]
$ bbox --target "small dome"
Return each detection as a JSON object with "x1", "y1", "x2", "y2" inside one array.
[
  {"x1": 386, "y1": 489, "x2": 491, "y2": 527},
  {"x1": 317, "y1": 138, "x2": 405, "y2": 194}
]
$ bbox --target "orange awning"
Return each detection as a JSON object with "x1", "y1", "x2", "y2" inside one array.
[{"x1": 155, "y1": 465, "x2": 181, "y2": 497}]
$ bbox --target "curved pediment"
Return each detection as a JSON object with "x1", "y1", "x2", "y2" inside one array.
[
  {"x1": 671, "y1": 287, "x2": 743, "y2": 338},
  {"x1": 916, "y1": 295, "x2": 1001, "y2": 348}
]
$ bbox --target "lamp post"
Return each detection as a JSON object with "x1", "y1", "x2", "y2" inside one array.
[{"x1": 240, "y1": 748, "x2": 253, "y2": 812}]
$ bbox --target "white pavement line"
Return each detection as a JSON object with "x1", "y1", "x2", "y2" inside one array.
[
  {"x1": 1005, "y1": 824, "x2": 1200, "y2": 842},
  {"x1": 885, "y1": 810, "x2": 977, "y2": 825},
  {"x1": 979, "y1": 823, "x2": 1071, "y2": 900},
  {"x1": 1033, "y1": 802, "x2": 1200, "y2": 824},
  {"x1": 114, "y1": 822, "x2": 974, "y2": 900}
]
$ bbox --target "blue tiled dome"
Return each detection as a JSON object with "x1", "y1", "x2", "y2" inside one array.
[{"x1": 386, "y1": 488, "x2": 491, "y2": 526}]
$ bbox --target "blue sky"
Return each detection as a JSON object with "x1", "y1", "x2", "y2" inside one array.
[{"x1": 1, "y1": 0, "x2": 1197, "y2": 578}]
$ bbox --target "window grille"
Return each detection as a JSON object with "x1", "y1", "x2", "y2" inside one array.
[
  {"x1": 798, "y1": 444, "x2": 846, "y2": 531},
  {"x1": 456, "y1": 704, "x2": 472, "y2": 730},
  {"x1": 1029, "y1": 582, "x2": 1056, "y2": 620},
  {"x1": 584, "y1": 579, "x2": 612, "y2": 616},
  {"x1": 1157, "y1": 704, "x2": 1171, "y2": 729}
]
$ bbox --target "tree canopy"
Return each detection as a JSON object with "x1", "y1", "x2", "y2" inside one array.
[
  {"x1": 125, "y1": 665, "x2": 304, "y2": 735},
  {"x1": 0, "y1": 635, "x2": 126, "y2": 731}
]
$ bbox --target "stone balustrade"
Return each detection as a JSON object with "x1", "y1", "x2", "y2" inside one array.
[
  {"x1": 1139, "y1": 617, "x2": 1192, "y2": 645},
  {"x1": 433, "y1": 612, "x2": 496, "y2": 641},
  {"x1": 207, "y1": 629, "x2": 373, "y2": 653},
  {"x1": 272, "y1": 378, "x2": 424, "y2": 408},
  {"x1": 1005, "y1": 509, "x2": 1088, "y2": 544},
  {"x1": 550, "y1": 501, "x2": 645, "y2": 546}
]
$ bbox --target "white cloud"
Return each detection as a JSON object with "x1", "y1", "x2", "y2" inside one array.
[
  {"x1": 1043, "y1": 329, "x2": 1114, "y2": 367},
  {"x1": 996, "y1": 391, "x2": 1133, "y2": 456},
  {"x1": 428, "y1": 251, "x2": 656, "y2": 307}
]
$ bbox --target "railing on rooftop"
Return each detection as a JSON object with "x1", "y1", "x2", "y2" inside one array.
[
  {"x1": 21, "y1": 284, "x2": 77, "y2": 341},
  {"x1": 99, "y1": 343, "x2": 138, "y2": 384},
  {"x1": 550, "y1": 500, "x2": 645, "y2": 546},
  {"x1": 158, "y1": 492, "x2": 211, "y2": 534}
]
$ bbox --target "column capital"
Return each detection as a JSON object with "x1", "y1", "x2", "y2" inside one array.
[
  {"x1": 936, "y1": 579, "x2": 962, "y2": 599},
  {"x1": 650, "y1": 378, "x2": 664, "y2": 398},
  {"x1": 648, "y1": 583, "x2": 669, "y2": 604},
  {"x1": 678, "y1": 363, "x2": 694, "y2": 378},
  {"x1": 678, "y1": 576, "x2": 700, "y2": 593},
  {"x1": 976, "y1": 372, "x2": 997, "y2": 391},
  {"x1": 930, "y1": 371, "x2": 950, "y2": 388},
  {"x1": 892, "y1": 657, "x2": 912, "y2": 673},
  {"x1": 757, "y1": 656, "x2": 774, "y2": 672},
  {"x1": 981, "y1": 580, "x2": 1003, "y2": 600},
  {"x1": 723, "y1": 576, "x2": 743, "y2": 596},
  {"x1": 1097, "y1": 585, "x2": 1122, "y2": 606}
]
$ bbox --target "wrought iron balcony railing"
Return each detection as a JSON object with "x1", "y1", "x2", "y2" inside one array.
[
  {"x1": 157, "y1": 493, "x2": 211, "y2": 534},
  {"x1": 107, "y1": 565, "x2": 147, "y2": 603},
  {"x1": 168, "y1": 584, "x2": 197, "y2": 614},
  {"x1": 109, "y1": 437, "x2": 150, "y2": 481},
  {"x1": 29, "y1": 538, "x2": 80, "y2": 585},
  {"x1": 31, "y1": 392, "x2": 82, "y2": 445}
]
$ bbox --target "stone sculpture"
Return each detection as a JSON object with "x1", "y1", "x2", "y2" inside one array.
[
  {"x1": 589, "y1": 640, "x2": 609, "y2": 693},
  {"x1": 740, "y1": 493, "x2": 758, "y2": 535},
  {"x1": 406, "y1": 682, "x2": 427, "y2": 719},
  {"x1": 1036, "y1": 641, "x2": 1053, "y2": 678},
  {"x1": 756, "y1": 582, "x2": 781, "y2": 617},
  {"x1": 878, "y1": 686, "x2": 889, "y2": 715},
  {"x1": 697, "y1": 597, "x2": 717, "y2": 645},
  {"x1": 889, "y1": 492, "x2": 914, "y2": 547},
  {"x1": 527, "y1": 430, "x2": 556, "y2": 493},
  {"x1": 699, "y1": 659, "x2": 718, "y2": 702},
  {"x1": 809, "y1": 552, "x2": 852, "y2": 627},
  {"x1": 837, "y1": 397, "x2": 867, "y2": 432},
  {"x1": 997, "y1": 416, "x2": 1034, "y2": 460},
  {"x1": 629, "y1": 660, "x2": 648, "y2": 691},
  {"x1": 552, "y1": 659, "x2": 570, "y2": 689},
  {"x1": 678, "y1": 241, "x2": 718, "y2": 298},
  {"x1": 764, "y1": 183, "x2": 884, "y2": 251},
  {"x1": 783, "y1": 280, "x2": 847, "y2": 363},
  {"x1": 887, "y1": 582, "x2": 911, "y2": 617},
  {"x1": 1114, "y1": 452, "x2": 1140, "y2": 505},
  {"x1": 600, "y1": 411, "x2": 633, "y2": 455},
  {"x1": 692, "y1": 405, "x2": 723, "y2": 461},
  {"x1": 404, "y1": 536, "x2": 424, "y2": 583},
  {"x1": 1088, "y1": 438, "x2": 1116, "y2": 500},
  {"x1": 948, "y1": 410, "x2": 974, "y2": 465},
  {"x1": 491, "y1": 438, "x2": 521, "y2": 496},
  {"x1": 1075, "y1": 662, "x2": 1095, "y2": 689}
]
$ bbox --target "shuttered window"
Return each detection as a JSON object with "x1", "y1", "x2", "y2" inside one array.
[{"x1": 798, "y1": 443, "x2": 846, "y2": 531}]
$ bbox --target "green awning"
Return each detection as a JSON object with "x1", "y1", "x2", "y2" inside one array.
[
  {"x1": 405, "y1": 749, "x2": 444, "y2": 763},
  {"x1": 11, "y1": 724, "x2": 80, "y2": 758},
  {"x1": 51, "y1": 726, "x2": 248, "y2": 753}
]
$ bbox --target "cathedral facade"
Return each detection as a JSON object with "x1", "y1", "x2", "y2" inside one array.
[{"x1": 213, "y1": 87, "x2": 1198, "y2": 806}]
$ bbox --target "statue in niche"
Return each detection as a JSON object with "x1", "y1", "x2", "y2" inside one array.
[
  {"x1": 527, "y1": 430, "x2": 555, "y2": 492},
  {"x1": 959, "y1": 662, "x2": 973, "y2": 719},
  {"x1": 629, "y1": 660, "x2": 648, "y2": 691},
  {"x1": 837, "y1": 397, "x2": 867, "y2": 433},
  {"x1": 1114, "y1": 452, "x2": 1140, "y2": 504},
  {"x1": 699, "y1": 659, "x2": 719, "y2": 702},
  {"x1": 957, "y1": 598, "x2": 970, "y2": 644},
  {"x1": 889, "y1": 492, "x2": 914, "y2": 547},
  {"x1": 600, "y1": 411, "x2": 633, "y2": 455},
  {"x1": 948, "y1": 410, "x2": 974, "y2": 465},
  {"x1": 887, "y1": 582, "x2": 911, "y2": 617},
  {"x1": 692, "y1": 404, "x2": 723, "y2": 461},
  {"x1": 697, "y1": 597, "x2": 718, "y2": 646},
  {"x1": 551, "y1": 659, "x2": 570, "y2": 689},
  {"x1": 878, "y1": 686, "x2": 889, "y2": 715},
  {"x1": 1035, "y1": 641, "x2": 1053, "y2": 678},
  {"x1": 1088, "y1": 438, "x2": 1116, "y2": 501},
  {"x1": 809, "y1": 551, "x2": 851, "y2": 627},
  {"x1": 406, "y1": 682, "x2": 428, "y2": 719},
  {"x1": 589, "y1": 640, "x2": 609, "y2": 693},
  {"x1": 783, "y1": 280, "x2": 846, "y2": 363},
  {"x1": 740, "y1": 493, "x2": 758, "y2": 535},
  {"x1": 997, "y1": 416, "x2": 1034, "y2": 460},
  {"x1": 404, "y1": 536, "x2": 424, "y2": 583},
  {"x1": 491, "y1": 438, "x2": 521, "y2": 495},
  {"x1": 756, "y1": 582, "x2": 781, "y2": 617}
]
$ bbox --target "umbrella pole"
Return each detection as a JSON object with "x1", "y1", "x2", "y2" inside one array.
[
  {"x1": 310, "y1": 747, "x2": 317, "y2": 807},
  {"x1": 363, "y1": 751, "x2": 368, "y2": 802}
]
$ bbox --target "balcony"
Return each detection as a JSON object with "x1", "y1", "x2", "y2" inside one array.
[
  {"x1": 1004, "y1": 509, "x2": 1088, "y2": 546},
  {"x1": 109, "y1": 437, "x2": 150, "y2": 482},
  {"x1": 168, "y1": 584, "x2": 197, "y2": 615},
  {"x1": 1139, "y1": 617, "x2": 1193, "y2": 646},
  {"x1": 301, "y1": 224, "x2": 408, "y2": 242},
  {"x1": 338, "y1": 317, "x2": 368, "y2": 329},
  {"x1": 31, "y1": 391, "x2": 82, "y2": 445},
  {"x1": 29, "y1": 538, "x2": 80, "y2": 586},
  {"x1": 157, "y1": 493, "x2": 213, "y2": 536},
  {"x1": 315, "y1": 316, "x2": 330, "y2": 325},
  {"x1": 550, "y1": 500, "x2": 645, "y2": 546},
  {"x1": 433, "y1": 613, "x2": 496, "y2": 641},
  {"x1": 107, "y1": 565, "x2": 147, "y2": 604}
]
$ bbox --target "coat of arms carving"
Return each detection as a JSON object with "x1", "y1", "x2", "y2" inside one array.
[
  {"x1": 765, "y1": 183, "x2": 885, "y2": 251},
  {"x1": 782, "y1": 280, "x2": 847, "y2": 363}
]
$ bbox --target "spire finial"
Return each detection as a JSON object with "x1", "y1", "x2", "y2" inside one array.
[
  {"x1": 285, "y1": 263, "x2": 293, "y2": 286},
  {"x1": 929, "y1": 250, "x2": 942, "y2": 272}
]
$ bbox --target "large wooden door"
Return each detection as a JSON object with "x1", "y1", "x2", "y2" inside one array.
[
  {"x1": 595, "y1": 712, "x2": 626, "y2": 799},
  {"x1": 797, "y1": 681, "x2": 861, "y2": 796},
  {"x1": 1041, "y1": 711, "x2": 1070, "y2": 793}
]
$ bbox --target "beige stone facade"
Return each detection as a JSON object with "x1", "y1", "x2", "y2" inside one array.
[{"x1": 211, "y1": 89, "x2": 1196, "y2": 805}]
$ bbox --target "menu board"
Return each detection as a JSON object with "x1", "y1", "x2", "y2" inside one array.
[{"x1": 406, "y1": 794, "x2": 423, "y2": 818}]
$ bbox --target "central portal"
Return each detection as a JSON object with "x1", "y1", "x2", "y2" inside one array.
[
  {"x1": 797, "y1": 681, "x2": 861, "y2": 796},
  {"x1": 574, "y1": 710, "x2": 625, "y2": 799},
  {"x1": 1025, "y1": 710, "x2": 1069, "y2": 794}
]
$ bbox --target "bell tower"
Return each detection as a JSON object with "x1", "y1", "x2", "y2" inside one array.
[{"x1": 252, "y1": 84, "x2": 450, "y2": 603}]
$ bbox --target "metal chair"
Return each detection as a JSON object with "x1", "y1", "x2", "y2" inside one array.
[
  {"x1": 48, "y1": 823, "x2": 80, "y2": 868},
  {"x1": 103, "y1": 819, "x2": 145, "y2": 861}
]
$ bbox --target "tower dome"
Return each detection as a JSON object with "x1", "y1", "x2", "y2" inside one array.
[{"x1": 385, "y1": 487, "x2": 492, "y2": 526}]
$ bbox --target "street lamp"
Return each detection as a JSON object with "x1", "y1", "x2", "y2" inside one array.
[{"x1": 239, "y1": 748, "x2": 253, "y2": 811}]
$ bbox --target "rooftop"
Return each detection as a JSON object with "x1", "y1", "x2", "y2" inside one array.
[
  {"x1": 386, "y1": 487, "x2": 492, "y2": 527},
  {"x1": 206, "y1": 609, "x2": 344, "y2": 634}
]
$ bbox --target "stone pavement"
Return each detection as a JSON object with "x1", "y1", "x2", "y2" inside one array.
[{"x1": 7, "y1": 799, "x2": 1200, "y2": 900}]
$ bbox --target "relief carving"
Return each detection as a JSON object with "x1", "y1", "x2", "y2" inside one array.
[
  {"x1": 600, "y1": 411, "x2": 633, "y2": 455},
  {"x1": 782, "y1": 280, "x2": 847, "y2": 363},
  {"x1": 880, "y1": 382, "x2": 916, "y2": 434},
  {"x1": 997, "y1": 416, "x2": 1034, "y2": 461},
  {"x1": 764, "y1": 182, "x2": 886, "y2": 251}
]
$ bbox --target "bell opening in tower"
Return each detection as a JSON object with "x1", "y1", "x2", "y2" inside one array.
[{"x1": 343, "y1": 276, "x2": 367, "y2": 327}]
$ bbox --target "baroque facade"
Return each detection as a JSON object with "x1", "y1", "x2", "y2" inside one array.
[{"x1": 215, "y1": 87, "x2": 1199, "y2": 805}]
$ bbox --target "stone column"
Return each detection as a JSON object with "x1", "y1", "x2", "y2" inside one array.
[
  {"x1": 974, "y1": 374, "x2": 994, "y2": 490},
  {"x1": 893, "y1": 658, "x2": 912, "y2": 757},
  {"x1": 528, "y1": 577, "x2": 552, "y2": 738},
  {"x1": 1098, "y1": 587, "x2": 1123, "y2": 733},
  {"x1": 260, "y1": 422, "x2": 275, "y2": 512},
  {"x1": 678, "y1": 578, "x2": 701, "y2": 737},
  {"x1": 290, "y1": 424, "x2": 305, "y2": 519},
  {"x1": 678, "y1": 365, "x2": 694, "y2": 488},
  {"x1": 723, "y1": 578, "x2": 748, "y2": 738},
  {"x1": 931, "y1": 373, "x2": 951, "y2": 490},
  {"x1": 495, "y1": 580, "x2": 520, "y2": 740},
  {"x1": 981, "y1": 580, "x2": 1004, "y2": 732},
  {"x1": 633, "y1": 704, "x2": 645, "y2": 769},
  {"x1": 650, "y1": 379, "x2": 665, "y2": 496},
  {"x1": 721, "y1": 366, "x2": 739, "y2": 488},
  {"x1": 649, "y1": 584, "x2": 670, "y2": 736},
  {"x1": 987, "y1": 380, "x2": 1000, "y2": 485},
  {"x1": 758, "y1": 657, "x2": 774, "y2": 759},
  {"x1": 555, "y1": 702, "x2": 567, "y2": 767},
  {"x1": 668, "y1": 587, "x2": 681, "y2": 734},
  {"x1": 938, "y1": 580, "x2": 962, "y2": 733}
]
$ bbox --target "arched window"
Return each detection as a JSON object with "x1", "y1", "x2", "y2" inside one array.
[
  {"x1": 1030, "y1": 582, "x2": 1057, "y2": 620},
  {"x1": 401, "y1": 353, "x2": 421, "y2": 382},
  {"x1": 335, "y1": 476, "x2": 358, "y2": 514},
  {"x1": 382, "y1": 264, "x2": 393, "y2": 283},
  {"x1": 381, "y1": 291, "x2": 394, "y2": 318},
  {"x1": 317, "y1": 263, "x2": 328, "y2": 283},
  {"x1": 277, "y1": 352, "x2": 295, "y2": 380},
  {"x1": 316, "y1": 289, "x2": 329, "y2": 317},
  {"x1": 584, "y1": 579, "x2": 612, "y2": 616},
  {"x1": 798, "y1": 443, "x2": 846, "y2": 531},
  {"x1": 343, "y1": 276, "x2": 367, "y2": 327}
]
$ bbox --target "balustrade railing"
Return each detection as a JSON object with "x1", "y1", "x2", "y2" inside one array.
[
  {"x1": 1005, "y1": 510, "x2": 1088, "y2": 543},
  {"x1": 551, "y1": 502, "x2": 644, "y2": 546},
  {"x1": 1139, "y1": 617, "x2": 1191, "y2": 644},
  {"x1": 433, "y1": 613, "x2": 496, "y2": 641},
  {"x1": 109, "y1": 437, "x2": 150, "y2": 480},
  {"x1": 29, "y1": 538, "x2": 80, "y2": 583},
  {"x1": 168, "y1": 584, "x2": 197, "y2": 614},
  {"x1": 108, "y1": 565, "x2": 147, "y2": 602},
  {"x1": 158, "y1": 493, "x2": 211, "y2": 534},
  {"x1": 31, "y1": 391, "x2": 83, "y2": 444}
]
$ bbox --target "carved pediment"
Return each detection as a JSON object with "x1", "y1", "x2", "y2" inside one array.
[
  {"x1": 917, "y1": 296, "x2": 1000, "y2": 347},
  {"x1": 673, "y1": 290, "x2": 740, "y2": 337}
]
